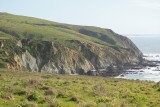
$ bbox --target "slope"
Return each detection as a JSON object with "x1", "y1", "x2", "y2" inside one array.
[{"x1": 0, "y1": 13, "x2": 143, "y2": 75}]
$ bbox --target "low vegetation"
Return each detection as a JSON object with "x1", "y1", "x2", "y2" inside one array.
[{"x1": 0, "y1": 69, "x2": 159, "y2": 107}]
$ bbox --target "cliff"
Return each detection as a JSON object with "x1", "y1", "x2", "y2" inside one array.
[{"x1": 0, "y1": 13, "x2": 143, "y2": 76}]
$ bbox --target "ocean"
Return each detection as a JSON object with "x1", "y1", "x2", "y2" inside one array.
[
  {"x1": 116, "y1": 35, "x2": 160, "y2": 82},
  {"x1": 128, "y1": 35, "x2": 160, "y2": 54}
]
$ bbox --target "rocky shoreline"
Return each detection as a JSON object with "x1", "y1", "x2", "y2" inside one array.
[
  {"x1": 85, "y1": 55, "x2": 160, "y2": 77},
  {"x1": 115, "y1": 54, "x2": 160, "y2": 82}
]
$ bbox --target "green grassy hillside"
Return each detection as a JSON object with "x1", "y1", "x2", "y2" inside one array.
[
  {"x1": 0, "y1": 12, "x2": 139, "y2": 48},
  {"x1": 0, "y1": 13, "x2": 108, "y2": 45},
  {"x1": 0, "y1": 12, "x2": 142, "y2": 74},
  {"x1": 0, "y1": 69, "x2": 159, "y2": 107}
]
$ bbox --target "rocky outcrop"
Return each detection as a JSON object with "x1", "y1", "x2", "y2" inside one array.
[
  {"x1": 19, "y1": 50, "x2": 38, "y2": 71},
  {"x1": 0, "y1": 35, "x2": 143, "y2": 76},
  {"x1": 7, "y1": 38, "x2": 142, "y2": 76}
]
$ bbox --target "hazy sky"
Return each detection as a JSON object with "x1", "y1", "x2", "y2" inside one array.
[{"x1": 0, "y1": 0, "x2": 160, "y2": 34}]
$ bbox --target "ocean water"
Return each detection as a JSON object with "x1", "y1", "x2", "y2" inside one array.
[
  {"x1": 128, "y1": 35, "x2": 160, "y2": 54},
  {"x1": 116, "y1": 35, "x2": 160, "y2": 82}
]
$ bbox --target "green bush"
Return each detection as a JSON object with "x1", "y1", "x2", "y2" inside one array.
[{"x1": 27, "y1": 92, "x2": 40, "y2": 101}]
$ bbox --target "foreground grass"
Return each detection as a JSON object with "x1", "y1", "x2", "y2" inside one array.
[{"x1": 0, "y1": 69, "x2": 159, "y2": 107}]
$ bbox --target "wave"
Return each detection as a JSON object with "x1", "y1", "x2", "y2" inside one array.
[{"x1": 116, "y1": 54, "x2": 160, "y2": 82}]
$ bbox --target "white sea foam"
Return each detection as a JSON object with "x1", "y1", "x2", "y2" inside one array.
[
  {"x1": 143, "y1": 54, "x2": 160, "y2": 61},
  {"x1": 116, "y1": 54, "x2": 160, "y2": 82}
]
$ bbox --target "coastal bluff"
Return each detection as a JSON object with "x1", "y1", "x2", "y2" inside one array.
[{"x1": 0, "y1": 13, "x2": 143, "y2": 76}]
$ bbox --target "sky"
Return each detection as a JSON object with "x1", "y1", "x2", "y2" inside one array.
[{"x1": 0, "y1": 0, "x2": 160, "y2": 34}]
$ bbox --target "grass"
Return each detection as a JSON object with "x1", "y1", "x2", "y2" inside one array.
[
  {"x1": 0, "y1": 12, "x2": 134, "y2": 49},
  {"x1": 0, "y1": 69, "x2": 159, "y2": 107},
  {"x1": 0, "y1": 13, "x2": 108, "y2": 46}
]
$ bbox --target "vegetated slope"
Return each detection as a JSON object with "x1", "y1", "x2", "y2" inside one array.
[
  {"x1": 0, "y1": 69, "x2": 159, "y2": 107},
  {"x1": 0, "y1": 13, "x2": 143, "y2": 75}
]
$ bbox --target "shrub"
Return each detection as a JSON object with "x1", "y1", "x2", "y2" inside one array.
[
  {"x1": 27, "y1": 92, "x2": 40, "y2": 101},
  {"x1": 45, "y1": 88, "x2": 57, "y2": 96},
  {"x1": 70, "y1": 96, "x2": 78, "y2": 102},
  {"x1": 69, "y1": 94, "x2": 80, "y2": 103},
  {"x1": 14, "y1": 90, "x2": 27, "y2": 96}
]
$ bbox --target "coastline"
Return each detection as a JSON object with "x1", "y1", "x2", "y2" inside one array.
[{"x1": 116, "y1": 53, "x2": 160, "y2": 82}]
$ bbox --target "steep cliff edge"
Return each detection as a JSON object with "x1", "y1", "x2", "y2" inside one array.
[{"x1": 0, "y1": 13, "x2": 143, "y2": 75}]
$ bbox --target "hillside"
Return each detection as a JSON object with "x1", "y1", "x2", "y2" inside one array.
[
  {"x1": 0, "y1": 69, "x2": 159, "y2": 107},
  {"x1": 0, "y1": 13, "x2": 143, "y2": 75}
]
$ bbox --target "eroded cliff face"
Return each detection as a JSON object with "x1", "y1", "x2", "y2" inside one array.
[
  {"x1": 0, "y1": 13, "x2": 143, "y2": 76},
  {"x1": 2, "y1": 38, "x2": 142, "y2": 75}
]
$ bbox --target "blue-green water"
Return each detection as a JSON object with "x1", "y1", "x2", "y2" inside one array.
[{"x1": 127, "y1": 35, "x2": 160, "y2": 54}]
